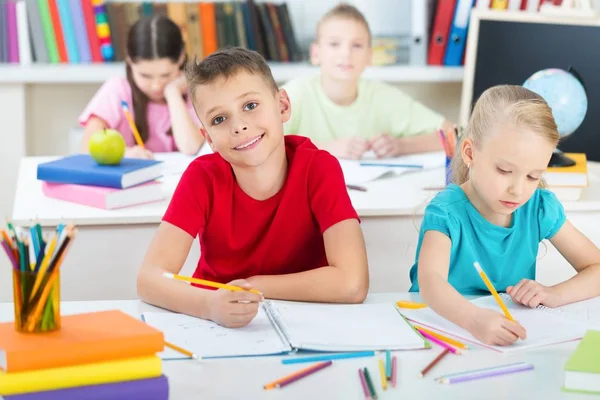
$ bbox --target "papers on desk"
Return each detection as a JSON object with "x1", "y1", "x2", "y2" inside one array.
[{"x1": 339, "y1": 152, "x2": 446, "y2": 186}]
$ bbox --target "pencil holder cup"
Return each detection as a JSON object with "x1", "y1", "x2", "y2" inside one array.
[
  {"x1": 445, "y1": 157, "x2": 452, "y2": 186},
  {"x1": 12, "y1": 269, "x2": 61, "y2": 333}
]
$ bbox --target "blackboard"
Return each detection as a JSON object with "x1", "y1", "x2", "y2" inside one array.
[{"x1": 463, "y1": 16, "x2": 600, "y2": 161}]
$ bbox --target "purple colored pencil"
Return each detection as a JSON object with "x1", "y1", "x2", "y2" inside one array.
[
  {"x1": 391, "y1": 356, "x2": 398, "y2": 388},
  {"x1": 277, "y1": 360, "x2": 333, "y2": 388},
  {"x1": 358, "y1": 368, "x2": 371, "y2": 399},
  {"x1": 1, "y1": 239, "x2": 18, "y2": 270},
  {"x1": 438, "y1": 362, "x2": 534, "y2": 384}
]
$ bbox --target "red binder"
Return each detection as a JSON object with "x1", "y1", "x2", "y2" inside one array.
[
  {"x1": 427, "y1": 0, "x2": 457, "y2": 65},
  {"x1": 81, "y1": 0, "x2": 102, "y2": 62}
]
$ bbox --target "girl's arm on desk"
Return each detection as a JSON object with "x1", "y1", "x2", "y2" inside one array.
[
  {"x1": 137, "y1": 222, "x2": 261, "y2": 328},
  {"x1": 507, "y1": 220, "x2": 600, "y2": 308},
  {"x1": 417, "y1": 231, "x2": 526, "y2": 346},
  {"x1": 246, "y1": 219, "x2": 369, "y2": 303}
]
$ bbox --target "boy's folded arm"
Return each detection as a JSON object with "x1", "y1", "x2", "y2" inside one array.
[
  {"x1": 247, "y1": 219, "x2": 369, "y2": 304},
  {"x1": 418, "y1": 231, "x2": 479, "y2": 330},
  {"x1": 137, "y1": 221, "x2": 213, "y2": 319}
]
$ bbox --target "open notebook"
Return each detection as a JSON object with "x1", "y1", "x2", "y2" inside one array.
[
  {"x1": 400, "y1": 294, "x2": 593, "y2": 353},
  {"x1": 142, "y1": 301, "x2": 427, "y2": 359}
]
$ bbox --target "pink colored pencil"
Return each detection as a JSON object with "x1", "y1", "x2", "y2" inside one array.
[
  {"x1": 276, "y1": 360, "x2": 332, "y2": 388},
  {"x1": 358, "y1": 368, "x2": 372, "y2": 399},
  {"x1": 418, "y1": 328, "x2": 461, "y2": 355},
  {"x1": 391, "y1": 356, "x2": 398, "y2": 388}
]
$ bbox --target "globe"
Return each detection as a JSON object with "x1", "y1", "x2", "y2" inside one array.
[{"x1": 523, "y1": 68, "x2": 588, "y2": 166}]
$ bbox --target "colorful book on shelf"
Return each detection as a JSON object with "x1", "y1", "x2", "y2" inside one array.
[
  {"x1": 0, "y1": 310, "x2": 164, "y2": 373},
  {"x1": 0, "y1": 355, "x2": 162, "y2": 396},
  {"x1": 564, "y1": 330, "x2": 600, "y2": 394},
  {"x1": 36, "y1": 154, "x2": 163, "y2": 189},
  {"x1": 3, "y1": 375, "x2": 169, "y2": 400},
  {"x1": 41, "y1": 180, "x2": 165, "y2": 210}
]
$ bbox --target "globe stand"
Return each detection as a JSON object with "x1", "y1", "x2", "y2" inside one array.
[{"x1": 549, "y1": 150, "x2": 576, "y2": 168}]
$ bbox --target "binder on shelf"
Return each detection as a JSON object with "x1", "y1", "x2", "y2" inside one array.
[
  {"x1": 410, "y1": 0, "x2": 428, "y2": 65},
  {"x1": 427, "y1": 0, "x2": 457, "y2": 65},
  {"x1": 443, "y1": 0, "x2": 475, "y2": 66}
]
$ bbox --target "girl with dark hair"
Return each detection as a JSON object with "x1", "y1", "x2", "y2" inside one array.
[{"x1": 79, "y1": 16, "x2": 204, "y2": 158}]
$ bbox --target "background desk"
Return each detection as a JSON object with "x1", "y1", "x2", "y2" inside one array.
[
  {"x1": 6, "y1": 154, "x2": 600, "y2": 302},
  {"x1": 0, "y1": 293, "x2": 591, "y2": 400}
]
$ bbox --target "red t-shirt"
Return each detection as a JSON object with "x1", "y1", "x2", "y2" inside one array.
[{"x1": 162, "y1": 135, "x2": 359, "y2": 284}]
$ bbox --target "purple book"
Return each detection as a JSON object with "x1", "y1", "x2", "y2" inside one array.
[{"x1": 4, "y1": 375, "x2": 169, "y2": 400}]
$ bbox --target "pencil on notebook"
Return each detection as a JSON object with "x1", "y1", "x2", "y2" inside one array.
[
  {"x1": 164, "y1": 341, "x2": 199, "y2": 359},
  {"x1": 417, "y1": 328, "x2": 461, "y2": 355},
  {"x1": 473, "y1": 261, "x2": 515, "y2": 321},
  {"x1": 120, "y1": 100, "x2": 145, "y2": 149},
  {"x1": 162, "y1": 272, "x2": 262, "y2": 295},
  {"x1": 413, "y1": 325, "x2": 468, "y2": 350}
]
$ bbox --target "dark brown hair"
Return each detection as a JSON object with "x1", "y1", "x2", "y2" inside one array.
[
  {"x1": 126, "y1": 16, "x2": 185, "y2": 142},
  {"x1": 185, "y1": 47, "x2": 279, "y2": 111},
  {"x1": 316, "y1": 3, "x2": 371, "y2": 42}
]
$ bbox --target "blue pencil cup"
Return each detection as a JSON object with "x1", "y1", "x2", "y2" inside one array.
[{"x1": 445, "y1": 157, "x2": 452, "y2": 186}]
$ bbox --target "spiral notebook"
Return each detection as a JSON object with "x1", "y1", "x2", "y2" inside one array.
[
  {"x1": 400, "y1": 294, "x2": 592, "y2": 353},
  {"x1": 142, "y1": 301, "x2": 427, "y2": 359}
]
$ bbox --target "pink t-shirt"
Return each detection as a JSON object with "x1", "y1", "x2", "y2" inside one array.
[{"x1": 79, "y1": 76, "x2": 201, "y2": 153}]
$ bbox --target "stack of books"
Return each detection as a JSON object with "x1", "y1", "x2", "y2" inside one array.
[
  {"x1": 37, "y1": 154, "x2": 165, "y2": 210},
  {"x1": 564, "y1": 330, "x2": 600, "y2": 394},
  {"x1": 544, "y1": 153, "x2": 588, "y2": 201},
  {"x1": 0, "y1": 310, "x2": 168, "y2": 399}
]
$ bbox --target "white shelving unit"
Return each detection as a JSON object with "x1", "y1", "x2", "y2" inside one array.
[{"x1": 0, "y1": 63, "x2": 464, "y2": 84}]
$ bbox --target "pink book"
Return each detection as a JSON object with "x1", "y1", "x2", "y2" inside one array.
[
  {"x1": 6, "y1": 0, "x2": 19, "y2": 63},
  {"x1": 41, "y1": 180, "x2": 165, "y2": 210}
]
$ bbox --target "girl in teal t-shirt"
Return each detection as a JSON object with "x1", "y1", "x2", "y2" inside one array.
[{"x1": 411, "y1": 84, "x2": 600, "y2": 347}]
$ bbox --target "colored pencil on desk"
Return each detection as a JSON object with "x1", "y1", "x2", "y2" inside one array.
[
  {"x1": 281, "y1": 351, "x2": 375, "y2": 365},
  {"x1": 162, "y1": 272, "x2": 262, "y2": 295},
  {"x1": 396, "y1": 300, "x2": 427, "y2": 309},
  {"x1": 473, "y1": 261, "x2": 515, "y2": 321},
  {"x1": 385, "y1": 350, "x2": 391, "y2": 379},
  {"x1": 391, "y1": 356, "x2": 397, "y2": 388},
  {"x1": 414, "y1": 325, "x2": 468, "y2": 350},
  {"x1": 164, "y1": 341, "x2": 199, "y2": 359},
  {"x1": 417, "y1": 328, "x2": 461, "y2": 355},
  {"x1": 436, "y1": 362, "x2": 534, "y2": 384},
  {"x1": 276, "y1": 360, "x2": 332, "y2": 388},
  {"x1": 120, "y1": 100, "x2": 145, "y2": 149},
  {"x1": 265, "y1": 362, "x2": 330, "y2": 390},
  {"x1": 359, "y1": 162, "x2": 423, "y2": 169},
  {"x1": 378, "y1": 358, "x2": 387, "y2": 390},
  {"x1": 363, "y1": 367, "x2": 377, "y2": 399},
  {"x1": 358, "y1": 368, "x2": 371, "y2": 399},
  {"x1": 419, "y1": 348, "x2": 449, "y2": 378}
]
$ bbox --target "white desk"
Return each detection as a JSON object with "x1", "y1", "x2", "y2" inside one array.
[
  {"x1": 7, "y1": 154, "x2": 600, "y2": 302},
  {"x1": 0, "y1": 293, "x2": 590, "y2": 400}
]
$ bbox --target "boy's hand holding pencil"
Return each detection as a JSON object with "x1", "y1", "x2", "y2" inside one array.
[{"x1": 208, "y1": 279, "x2": 262, "y2": 328}]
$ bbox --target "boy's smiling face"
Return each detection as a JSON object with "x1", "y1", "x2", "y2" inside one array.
[
  {"x1": 311, "y1": 17, "x2": 372, "y2": 81},
  {"x1": 194, "y1": 70, "x2": 291, "y2": 168}
]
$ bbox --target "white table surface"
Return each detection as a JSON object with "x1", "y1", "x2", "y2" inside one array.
[
  {"x1": 12, "y1": 153, "x2": 600, "y2": 226},
  {"x1": 0, "y1": 293, "x2": 594, "y2": 400}
]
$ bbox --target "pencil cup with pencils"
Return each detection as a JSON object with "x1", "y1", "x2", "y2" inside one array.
[{"x1": 2, "y1": 221, "x2": 76, "y2": 334}]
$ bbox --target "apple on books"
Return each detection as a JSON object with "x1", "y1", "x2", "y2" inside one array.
[{"x1": 88, "y1": 128, "x2": 126, "y2": 165}]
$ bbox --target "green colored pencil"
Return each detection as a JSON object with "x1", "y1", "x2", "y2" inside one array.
[{"x1": 364, "y1": 367, "x2": 377, "y2": 399}]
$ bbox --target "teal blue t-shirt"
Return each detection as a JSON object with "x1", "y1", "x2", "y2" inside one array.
[{"x1": 409, "y1": 184, "x2": 566, "y2": 295}]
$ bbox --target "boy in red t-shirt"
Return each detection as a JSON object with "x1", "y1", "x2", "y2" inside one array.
[{"x1": 137, "y1": 47, "x2": 369, "y2": 328}]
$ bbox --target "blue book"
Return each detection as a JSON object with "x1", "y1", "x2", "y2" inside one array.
[{"x1": 37, "y1": 155, "x2": 163, "y2": 189}]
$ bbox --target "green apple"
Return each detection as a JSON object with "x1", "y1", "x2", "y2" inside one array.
[{"x1": 88, "y1": 129, "x2": 126, "y2": 165}]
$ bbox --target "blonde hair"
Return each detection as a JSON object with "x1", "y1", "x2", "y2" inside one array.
[
  {"x1": 316, "y1": 3, "x2": 371, "y2": 42},
  {"x1": 451, "y1": 85, "x2": 559, "y2": 187}
]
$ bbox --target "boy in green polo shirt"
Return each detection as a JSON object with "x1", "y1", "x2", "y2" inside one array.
[{"x1": 283, "y1": 4, "x2": 453, "y2": 159}]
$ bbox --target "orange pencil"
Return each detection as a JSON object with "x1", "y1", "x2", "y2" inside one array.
[
  {"x1": 120, "y1": 100, "x2": 145, "y2": 149},
  {"x1": 164, "y1": 341, "x2": 199, "y2": 359},
  {"x1": 414, "y1": 325, "x2": 468, "y2": 350},
  {"x1": 264, "y1": 362, "x2": 329, "y2": 390}
]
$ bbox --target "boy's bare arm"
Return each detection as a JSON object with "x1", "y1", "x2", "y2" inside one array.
[{"x1": 246, "y1": 219, "x2": 369, "y2": 303}]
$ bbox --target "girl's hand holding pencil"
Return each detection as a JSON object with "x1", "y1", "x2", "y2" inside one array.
[
  {"x1": 467, "y1": 307, "x2": 527, "y2": 346},
  {"x1": 125, "y1": 145, "x2": 154, "y2": 160}
]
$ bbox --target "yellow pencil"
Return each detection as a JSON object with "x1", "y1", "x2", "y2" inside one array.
[
  {"x1": 396, "y1": 300, "x2": 427, "y2": 309},
  {"x1": 162, "y1": 272, "x2": 262, "y2": 295},
  {"x1": 473, "y1": 262, "x2": 515, "y2": 321},
  {"x1": 164, "y1": 341, "x2": 199, "y2": 359},
  {"x1": 378, "y1": 358, "x2": 388, "y2": 390},
  {"x1": 413, "y1": 325, "x2": 468, "y2": 350},
  {"x1": 120, "y1": 100, "x2": 145, "y2": 149}
]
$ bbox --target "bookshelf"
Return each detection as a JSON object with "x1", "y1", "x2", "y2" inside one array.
[{"x1": 0, "y1": 63, "x2": 464, "y2": 84}]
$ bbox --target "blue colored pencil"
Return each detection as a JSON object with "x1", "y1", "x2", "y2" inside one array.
[
  {"x1": 359, "y1": 162, "x2": 424, "y2": 168},
  {"x1": 282, "y1": 351, "x2": 375, "y2": 365},
  {"x1": 386, "y1": 350, "x2": 392, "y2": 379}
]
